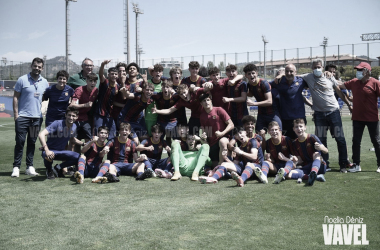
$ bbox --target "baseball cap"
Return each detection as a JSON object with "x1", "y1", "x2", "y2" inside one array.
[{"x1": 354, "y1": 62, "x2": 371, "y2": 71}]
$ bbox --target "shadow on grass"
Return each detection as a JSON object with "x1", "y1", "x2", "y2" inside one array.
[
  {"x1": 20, "y1": 175, "x2": 47, "y2": 182},
  {"x1": 0, "y1": 171, "x2": 14, "y2": 177}
]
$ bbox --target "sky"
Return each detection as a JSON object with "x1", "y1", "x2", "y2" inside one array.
[{"x1": 1, "y1": 0, "x2": 380, "y2": 67}]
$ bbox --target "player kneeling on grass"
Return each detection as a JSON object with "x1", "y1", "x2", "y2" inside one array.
[
  {"x1": 264, "y1": 121, "x2": 298, "y2": 184},
  {"x1": 136, "y1": 124, "x2": 172, "y2": 178},
  {"x1": 98, "y1": 122, "x2": 148, "y2": 181},
  {"x1": 200, "y1": 127, "x2": 264, "y2": 186},
  {"x1": 292, "y1": 118, "x2": 328, "y2": 186},
  {"x1": 169, "y1": 133, "x2": 212, "y2": 181},
  {"x1": 73, "y1": 126, "x2": 111, "y2": 184},
  {"x1": 38, "y1": 107, "x2": 82, "y2": 180}
]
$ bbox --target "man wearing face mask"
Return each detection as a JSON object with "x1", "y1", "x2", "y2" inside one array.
[
  {"x1": 301, "y1": 59, "x2": 352, "y2": 173},
  {"x1": 339, "y1": 62, "x2": 380, "y2": 173}
]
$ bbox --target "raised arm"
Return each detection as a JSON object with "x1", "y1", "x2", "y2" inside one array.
[{"x1": 99, "y1": 60, "x2": 111, "y2": 83}]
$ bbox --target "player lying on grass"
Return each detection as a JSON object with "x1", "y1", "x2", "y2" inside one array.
[
  {"x1": 38, "y1": 107, "x2": 82, "y2": 180},
  {"x1": 162, "y1": 132, "x2": 212, "y2": 181},
  {"x1": 73, "y1": 126, "x2": 111, "y2": 184},
  {"x1": 136, "y1": 124, "x2": 172, "y2": 178},
  {"x1": 92, "y1": 122, "x2": 149, "y2": 182},
  {"x1": 264, "y1": 121, "x2": 298, "y2": 184},
  {"x1": 199, "y1": 126, "x2": 264, "y2": 186},
  {"x1": 292, "y1": 118, "x2": 328, "y2": 186}
]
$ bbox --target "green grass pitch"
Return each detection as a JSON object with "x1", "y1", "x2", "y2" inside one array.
[{"x1": 0, "y1": 117, "x2": 379, "y2": 249}]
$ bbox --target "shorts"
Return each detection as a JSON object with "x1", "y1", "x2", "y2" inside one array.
[
  {"x1": 144, "y1": 157, "x2": 171, "y2": 171},
  {"x1": 158, "y1": 121, "x2": 177, "y2": 139},
  {"x1": 209, "y1": 142, "x2": 220, "y2": 163},
  {"x1": 233, "y1": 161, "x2": 244, "y2": 175},
  {"x1": 129, "y1": 121, "x2": 147, "y2": 138},
  {"x1": 301, "y1": 162, "x2": 326, "y2": 175},
  {"x1": 273, "y1": 162, "x2": 286, "y2": 171},
  {"x1": 113, "y1": 162, "x2": 136, "y2": 176},
  {"x1": 93, "y1": 114, "x2": 117, "y2": 140},
  {"x1": 84, "y1": 162, "x2": 102, "y2": 178},
  {"x1": 256, "y1": 113, "x2": 282, "y2": 132},
  {"x1": 188, "y1": 117, "x2": 201, "y2": 136}
]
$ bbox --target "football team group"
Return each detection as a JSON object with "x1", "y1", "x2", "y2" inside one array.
[{"x1": 9, "y1": 56, "x2": 380, "y2": 187}]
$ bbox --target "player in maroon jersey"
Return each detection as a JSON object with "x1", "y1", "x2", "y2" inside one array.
[
  {"x1": 112, "y1": 62, "x2": 142, "y2": 121},
  {"x1": 207, "y1": 66, "x2": 243, "y2": 110},
  {"x1": 199, "y1": 126, "x2": 263, "y2": 186},
  {"x1": 151, "y1": 80, "x2": 181, "y2": 146},
  {"x1": 292, "y1": 118, "x2": 328, "y2": 186},
  {"x1": 151, "y1": 83, "x2": 212, "y2": 136},
  {"x1": 181, "y1": 61, "x2": 206, "y2": 88},
  {"x1": 118, "y1": 78, "x2": 157, "y2": 141},
  {"x1": 169, "y1": 67, "x2": 183, "y2": 91},
  {"x1": 69, "y1": 73, "x2": 99, "y2": 144},
  {"x1": 136, "y1": 124, "x2": 171, "y2": 177},
  {"x1": 73, "y1": 126, "x2": 111, "y2": 184},
  {"x1": 94, "y1": 123, "x2": 149, "y2": 181},
  {"x1": 264, "y1": 121, "x2": 298, "y2": 184},
  {"x1": 222, "y1": 65, "x2": 248, "y2": 127},
  {"x1": 93, "y1": 60, "x2": 119, "y2": 140},
  {"x1": 228, "y1": 115, "x2": 265, "y2": 151},
  {"x1": 198, "y1": 93, "x2": 234, "y2": 166}
]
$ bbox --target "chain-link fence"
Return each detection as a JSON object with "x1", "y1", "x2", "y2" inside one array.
[{"x1": 1, "y1": 42, "x2": 379, "y2": 81}]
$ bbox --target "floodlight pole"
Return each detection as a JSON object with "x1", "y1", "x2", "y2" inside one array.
[
  {"x1": 321, "y1": 37, "x2": 328, "y2": 67},
  {"x1": 66, "y1": 0, "x2": 77, "y2": 74},
  {"x1": 262, "y1": 35, "x2": 268, "y2": 79},
  {"x1": 124, "y1": 0, "x2": 130, "y2": 63},
  {"x1": 133, "y1": 3, "x2": 143, "y2": 64}
]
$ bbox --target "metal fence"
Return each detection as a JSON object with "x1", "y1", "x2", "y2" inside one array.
[{"x1": 1, "y1": 42, "x2": 379, "y2": 81}]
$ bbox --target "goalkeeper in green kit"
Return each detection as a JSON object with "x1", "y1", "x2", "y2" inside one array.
[{"x1": 155, "y1": 124, "x2": 212, "y2": 181}]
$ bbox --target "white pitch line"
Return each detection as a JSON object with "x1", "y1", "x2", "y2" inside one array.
[{"x1": 0, "y1": 123, "x2": 14, "y2": 127}]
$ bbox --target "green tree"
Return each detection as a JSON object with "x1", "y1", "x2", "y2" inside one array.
[
  {"x1": 218, "y1": 61, "x2": 225, "y2": 71},
  {"x1": 207, "y1": 61, "x2": 214, "y2": 70},
  {"x1": 341, "y1": 65, "x2": 355, "y2": 81},
  {"x1": 371, "y1": 66, "x2": 380, "y2": 80},
  {"x1": 297, "y1": 67, "x2": 312, "y2": 74}
]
